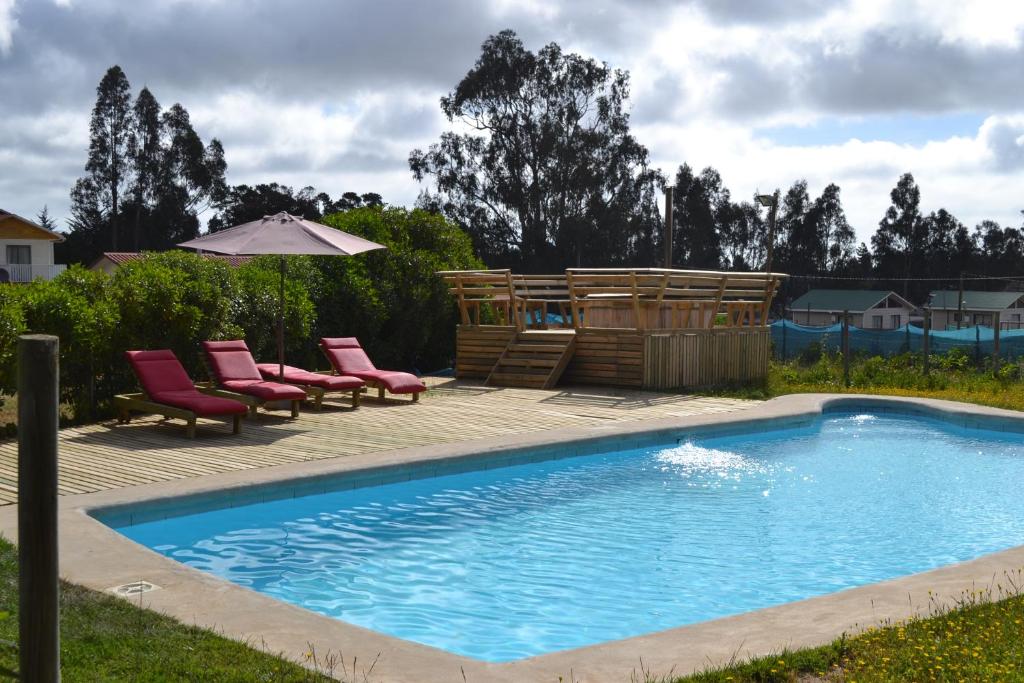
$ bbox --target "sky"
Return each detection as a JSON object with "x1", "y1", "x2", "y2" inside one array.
[{"x1": 1, "y1": 0, "x2": 1023, "y2": 244}]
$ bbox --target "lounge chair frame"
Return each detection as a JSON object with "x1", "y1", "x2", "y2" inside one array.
[
  {"x1": 195, "y1": 381, "x2": 302, "y2": 418},
  {"x1": 114, "y1": 391, "x2": 243, "y2": 439}
]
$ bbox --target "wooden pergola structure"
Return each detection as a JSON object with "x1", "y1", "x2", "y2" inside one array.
[{"x1": 439, "y1": 267, "x2": 786, "y2": 390}]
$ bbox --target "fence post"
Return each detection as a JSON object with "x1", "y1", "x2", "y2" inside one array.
[
  {"x1": 782, "y1": 318, "x2": 787, "y2": 360},
  {"x1": 923, "y1": 309, "x2": 931, "y2": 376},
  {"x1": 994, "y1": 312, "x2": 1001, "y2": 372},
  {"x1": 975, "y1": 325, "x2": 981, "y2": 367},
  {"x1": 18, "y1": 334, "x2": 61, "y2": 683},
  {"x1": 842, "y1": 310, "x2": 850, "y2": 387},
  {"x1": 905, "y1": 323, "x2": 910, "y2": 353}
]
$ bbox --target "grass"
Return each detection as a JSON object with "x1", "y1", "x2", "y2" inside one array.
[
  {"x1": 712, "y1": 348, "x2": 1024, "y2": 413},
  {"x1": 663, "y1": 572, "x2": 1024, "y2": 682},
  {"x1": 0, "y1": 536, "x2": 371, "y2": 681}
]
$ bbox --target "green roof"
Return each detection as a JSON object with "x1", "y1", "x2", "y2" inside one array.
[
  {"x1": 928, "y1": 290, "x2": 1024, "y2": 311},
  {"x1": 788, "y1": 289, "x2": 912, "y2": 313}
]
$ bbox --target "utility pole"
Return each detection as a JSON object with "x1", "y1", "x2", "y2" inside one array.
[
  {"x1": 663, "y1": 186, "x2": 674, "y2": 268},
  {"x1": 957, "y1": 272, "x2": 964, "y2": 330}
]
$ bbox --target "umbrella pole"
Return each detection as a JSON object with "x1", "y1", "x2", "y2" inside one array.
[{"x1": 278, "y1": 255, "x2": 285, "y2": 380}]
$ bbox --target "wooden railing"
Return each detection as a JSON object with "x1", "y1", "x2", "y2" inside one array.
[{"x1": 439, "y1": 267, "x2": 786, "y2": 332}]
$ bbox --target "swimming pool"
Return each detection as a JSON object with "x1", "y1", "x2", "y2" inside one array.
[{"x1": 99, "y1": 407, "x2": 1024, "y2": 662}]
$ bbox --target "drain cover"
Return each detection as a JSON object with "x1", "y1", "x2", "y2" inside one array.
[{"x1": 109, "y1": 581, "x2": 161, "y2": 597}]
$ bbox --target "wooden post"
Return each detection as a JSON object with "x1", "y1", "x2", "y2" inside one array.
[
  {"x1": 994, "y1": 312, "x2": 1001, "y2": 372},
  {"x1": 956, "y1": 273, "x2": 964, "y2": 330},
  {"x1": 842, "y1": 310, "x2": 850, "y2": 387},
  {"x1": 663, "y1": 186, "x2": 674, "y2": 268},
  {"x1": 923, "y1": 309, "x2": 931, "y2": 376},
  {"x1": 781, "y1": 316, "x2": 787, "y2": 360},
  {"x1": 18, "y1": 334, "x2": 60, "y2": 683}
]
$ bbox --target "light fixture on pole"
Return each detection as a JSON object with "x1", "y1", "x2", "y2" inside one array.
[{"x1": 756, "y1": 191, "x2": 779, "y2": 275}]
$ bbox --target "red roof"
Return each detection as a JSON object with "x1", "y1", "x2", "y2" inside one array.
[{"x1": 95, "y1": 252, "x2": 255, "y2": 268}]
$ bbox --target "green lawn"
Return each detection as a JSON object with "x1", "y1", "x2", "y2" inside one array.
[
  {"x1": 669, "y1": 577, "x2": 1024, "y2": 682},
  {"x1": 714, "y1": 349, "x2": 1024, "y2": 414},
  {"x1": 0, "y1": 537, "x2": 346, "y2": 681}
]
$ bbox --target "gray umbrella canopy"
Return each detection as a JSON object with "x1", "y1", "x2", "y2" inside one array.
[
  {"x1": 179, "y1": 212, "x2": 386, "y2": 377},
  {"x1": 178, "y1": 211, "x2": 384, "y2": 256}
]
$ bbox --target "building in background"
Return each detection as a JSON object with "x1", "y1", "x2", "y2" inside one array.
[
  {"x1": 787, "y1": 289, "x2": 916, "y2": 329},
  {"x1": 928, "y1": 291, "x2": 1024, "y2": 330},
  {"x1": 0, "y1": 209, "x2": 67, "y2": 282}
]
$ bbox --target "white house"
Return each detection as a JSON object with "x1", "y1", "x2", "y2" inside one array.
[
  {"x1": 0, "y1": 209, "x2": 67, "y2": 282},
  {"x1": 928, "y1": 290, "x2": 1024, "y2": 330},
  {"x1": 787, "y1": 289, "x2": 917, "y2": 329}
]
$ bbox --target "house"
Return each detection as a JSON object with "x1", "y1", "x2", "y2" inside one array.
[
  {"x1": 928, "y1": 290, "x2": 1024, "y2": 330},
  {"x1": 0, "y1": 209, "x2": 67, "y2": 282},
  {"x1": 787, "y1": 289, "x2": 916, "y2": 329},
  {"x1": 90, "y1": 252, "x2": 254, "y2": 274}
]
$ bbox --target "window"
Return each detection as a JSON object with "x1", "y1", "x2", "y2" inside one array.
[
  {"x1": 891, "y1": 314, "x2": 901, "y2": 328},
  {"x1": 872, "y1": 315, "x2": 883, "y2": 328},
  {"x1": 5, "y1": 245, "x2": 30, "y2": 265}
]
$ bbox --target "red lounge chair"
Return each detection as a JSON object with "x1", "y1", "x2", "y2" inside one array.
[
  {"x1": 202, "y1": 340, "x2": 308, "y2": 417},
  {"x1": 255, "y1": 363, "x2": 364, "y2": 410},
  {"x1": 117, "y1": 350, "x2": 248, "y2": 438},
  {"x1": 319, "y1": 337, "x2": 427, "y2": 402}
]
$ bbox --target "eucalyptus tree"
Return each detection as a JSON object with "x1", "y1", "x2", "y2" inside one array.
[
  {"x1": 74, "y1": 65, "x2": 133, "y2": 250},
  {"x1": 409, "y1": 30, "x2": 662, "y2": 271}
]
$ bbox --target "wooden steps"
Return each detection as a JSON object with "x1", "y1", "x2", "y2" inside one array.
[{"x1": 486, "y1": 330, "x2": 577, "y2": 389}]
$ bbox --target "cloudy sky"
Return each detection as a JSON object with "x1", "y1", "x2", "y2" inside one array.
[{"x1": 1, "y1": 0, "x2": 1023, "y2": 243}]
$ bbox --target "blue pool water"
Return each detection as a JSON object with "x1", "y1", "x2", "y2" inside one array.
[{"x1": 105, "y1": 410, "x2": 1024, "y2": 661}]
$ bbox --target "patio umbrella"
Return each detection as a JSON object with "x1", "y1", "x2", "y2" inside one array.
[{"x1": 179, "y1": 212, "x2": 385, "y2": 379}]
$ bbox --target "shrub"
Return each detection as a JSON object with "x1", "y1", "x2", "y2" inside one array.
[
  {"x1": 231, "y1": 256, "x2": 317, "y2": 365},
  {"x1": 109, "y1": 251, "x2": 242, "y2": 380},
  {"x1": 318, "y1": 207, "x2": 483, "y2": 371},
  {"x1": 19, "y1": 266, "x2": 119, "y2": 418}
]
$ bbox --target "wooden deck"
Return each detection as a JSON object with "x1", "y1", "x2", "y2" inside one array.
[{"x1": 0, "y1": 378, "x2": 758, "y2": 506}]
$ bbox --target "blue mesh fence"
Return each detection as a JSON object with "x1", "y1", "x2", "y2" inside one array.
[{"x1": 771, "y1": 320, "x2": 1024, "y2": 361}]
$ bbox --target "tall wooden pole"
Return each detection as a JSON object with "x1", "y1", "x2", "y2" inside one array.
[
  {"x1": 278, "y1": 256, "x2": 286, "y2": 380},
  {"x1": 957, "y1": 273, "x2": 964, "y2": 330},
  {"x1": 994, "y1": 312, "x2": 1001, "y2": 372},
  {"x1": 663, "y1": 186, "x2": 674, "y2": 268},
  {"x1": 18, "y1": 334, "x2": 60, "y2": 682},
  {"x1": 842, "y1": 310, "x2": 850, "y2": 387},
  {"x1": 923, "y1": 309, "x2": 931, "y2": 376}
]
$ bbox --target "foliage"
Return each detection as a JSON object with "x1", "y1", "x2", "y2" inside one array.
[
  {"x1": 0, "y1": 289, "x2": 25, "y2": 394},
  {"x1": 18, "y1": 266, "x2": 119, "y2": 417},
  {"x1": 231, "y1": 256, "x2": 317, "y2": 365},
  {"x1": 63, "y1": 65, "x2": 227, "y2": 264},
  {"x1": 674, "y1": 574, "x2": 1024, "y2": 682},
  {"x1": 410, "y1": 29, "x2": 662, "y2": 272},
  {"x1": 0, "y1": 536, "x2": 344, "y2": 681},
  {"x1": 208, "y1": 183, "x2": 383, "y2": 232},
  {"x1": 318, "y1": 206, "x2": 484, "y2": 370}
]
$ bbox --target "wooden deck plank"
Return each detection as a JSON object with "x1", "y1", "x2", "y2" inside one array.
[{"x1": 0, "y1": 378, "x2": 757, "y2": 506}]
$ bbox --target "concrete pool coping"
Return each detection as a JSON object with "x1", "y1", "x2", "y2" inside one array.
[{"x1": 3, "y1": 392, "x2": 1024, "y2": 682}]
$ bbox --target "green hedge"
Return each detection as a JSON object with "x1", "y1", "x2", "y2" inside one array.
[{"x1": 0, "y1": 207, "x2": 482, "y2": 423}]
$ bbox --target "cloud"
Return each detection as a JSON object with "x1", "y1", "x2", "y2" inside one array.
[{"x1": 0, "y1": 0, "x2": 1022, "y2": 246}]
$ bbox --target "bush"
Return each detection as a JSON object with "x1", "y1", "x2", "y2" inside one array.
[
  {"x1": 19, "y1": 266, "x2": 119, "y2": 417},
  {"x1": 318, "y1": 206, "x2": 484, "y2": 371},
  {"x1": 231, "y1": 256, "x2": 317, "y2": 365}
]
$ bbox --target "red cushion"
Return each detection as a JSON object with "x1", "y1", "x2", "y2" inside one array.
[
  {"x1": 126, "y1": 350, "x2": 196, "y2": 396},
  {"x1": 150, "y1": 389, "x2": 249, "y2": 416},
  {"x1": 203, "y1": 340, "x2": 262, "y2": 382},
  {"x1": 222, "y1": 379, "x2": 307, "y2": 401},
  {"x1": 256, "y1": 364, "x2": 365, "y2": 390},
  {"x1": 320, "y1": 337, "x2": 376, "y2": 373},
  {"x1": 350, "y1": 369, "x2": 427, "y2": 394}
]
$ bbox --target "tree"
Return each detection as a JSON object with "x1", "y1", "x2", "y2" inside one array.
[
  {"x1": 814, "y1": 183, "x2": 855, "y2": 274},
  {"x1": 975, "y1": 220, "x2": 1024, "y2": 276},
  {"x1": 36, "y1": 206, "x2": 58, "y2": 232},
  {"x1": 671, "y1": 164, "x2": 725, "y2": 269},
  {"x1": 76, "y1": 66, "x2": 133, "y2": 251},
  {"x1": 128, "y1": 87, "x2": 162, "y2": 251},
  {"x1": 410, "y1": 30, "x2": 662, "y2": 271},
  {"x1": 871, "y1": 173, "x2": 926, "y2": 291},
  {"x1": 208, "y1": 184, "x2": 385, "y2": 231},
  {"x1": 719, "y1": 198, "x2": 766, "y2": 271},
  {"x1": 63, "y1": 67, "x2": 227, "y2": 263},
  {"x1": 775, "y1": 180, "x2": 814, "y2": 273}
]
